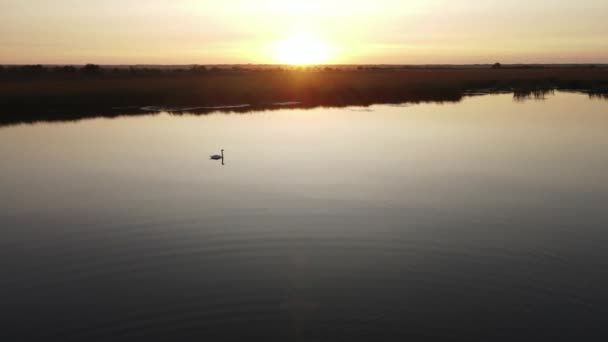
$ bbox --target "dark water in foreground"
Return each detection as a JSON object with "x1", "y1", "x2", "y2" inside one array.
[{"x1": 1, "y1": 92, "x2": 608, "y2": 341}]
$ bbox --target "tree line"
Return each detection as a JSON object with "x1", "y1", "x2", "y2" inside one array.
[
  {"x1": 0, "y1": 64, "x2": 233, "y2": 76},
  {"x1": 0, "y1": 64, "x2": 105, "y2": 75},
  {"x1": 0, "y1": 64, "x2": 356, "y2": 79},
  {"x1": 1, "y1": 63, "x2": 602, "y2": 78}
]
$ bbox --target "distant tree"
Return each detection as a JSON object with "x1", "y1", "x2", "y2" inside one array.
[
  {"x1": 81, "y1": 64, "x2": 103, "y2": 74},
  {"x1": 0, "y1": 65, "x2": 4, "y2": 73},
  {"x1": 492, "y1": 62, "x2": 502, "y2": 69}
]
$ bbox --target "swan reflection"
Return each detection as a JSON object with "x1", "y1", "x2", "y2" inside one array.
[{"x1": 210, "y1": 149, "x2": 225, "y2": 165}]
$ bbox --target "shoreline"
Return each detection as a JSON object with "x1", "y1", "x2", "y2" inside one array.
[{"x1": 1, "y1": 68, "x2": 607, "y2": 126}]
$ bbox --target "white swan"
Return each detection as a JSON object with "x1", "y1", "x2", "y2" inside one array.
[{"x1": 210, "y1": 149, "x2": 224, "y2": 160}]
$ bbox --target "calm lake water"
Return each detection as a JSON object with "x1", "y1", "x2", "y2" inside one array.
[{"x1": 1, "y1": 92, "x2": 608, "y2": 341}]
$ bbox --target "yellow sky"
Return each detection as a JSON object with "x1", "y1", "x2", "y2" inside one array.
[{"x1": 1, "y1": 0, "x2": 607, "y2": 64}]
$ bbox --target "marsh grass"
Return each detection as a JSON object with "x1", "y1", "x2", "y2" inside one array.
[{"x1": 1, "y1": 67, "x2": 607, "y2": 126}]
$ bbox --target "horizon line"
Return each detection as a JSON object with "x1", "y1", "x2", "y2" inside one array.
[{"x1": 2, "y1": 63, "x2": 608, "y2": 67}]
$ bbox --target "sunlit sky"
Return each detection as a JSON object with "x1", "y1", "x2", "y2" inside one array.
[{"x1": 1, "y1": 0, "x2": 607, "y2": 65}]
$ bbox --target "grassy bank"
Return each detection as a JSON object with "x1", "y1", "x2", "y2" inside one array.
[{"x1": 1, "y1": 67, "x2": 607, "y2": 126}]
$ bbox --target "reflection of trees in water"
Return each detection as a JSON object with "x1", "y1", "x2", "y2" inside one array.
[
  {"x1": 0, "y1": 94, "x2": 464, "y2": 127},
  {"x1": 0, "y1": 88, "x2": 606, "y2": 127},
  {"x1": 513, "y1": 89, "x2": 555, "y2": 102},
  {"x1": 589, "y1": 92, "x2": 608, "y2": 100}
]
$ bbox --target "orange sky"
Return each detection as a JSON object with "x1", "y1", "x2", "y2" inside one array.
[{"x1": 1, "y1": 0, "x2": 607, "y2": 64}]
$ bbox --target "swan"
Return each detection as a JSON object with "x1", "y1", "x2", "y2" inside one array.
[{"x1": 210, "y1": 149, "x2": 224, "y2": 160}]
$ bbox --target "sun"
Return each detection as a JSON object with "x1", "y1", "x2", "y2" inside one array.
[{"x1": 273, "y1": 33, "x2": 333, "y2": 65}]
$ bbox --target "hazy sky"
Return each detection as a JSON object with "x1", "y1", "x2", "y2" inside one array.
[{"x1": 1, "y1": 0, "x2": 607, "y2": 64}]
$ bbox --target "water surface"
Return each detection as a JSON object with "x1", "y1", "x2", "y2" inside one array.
[{"x1": 1, "y1": 92, "x2": 608, "y2": 341}]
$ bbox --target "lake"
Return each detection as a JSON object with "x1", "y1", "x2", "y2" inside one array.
[{"x1": 1, "y1": 92, "x2": 608, "y2": 341}]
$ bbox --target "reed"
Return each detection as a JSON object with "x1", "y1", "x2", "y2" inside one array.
[{"x1": 1, "y1": 67, "x2": 607, "y2": 126}]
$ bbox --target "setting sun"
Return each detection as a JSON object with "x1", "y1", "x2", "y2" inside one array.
[{"x1": 273, "y1": 33, "x2": 333, "y2": 65}]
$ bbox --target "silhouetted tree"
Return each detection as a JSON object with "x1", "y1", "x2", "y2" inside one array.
[
  {"x1": 0, "y1": 65, "x2": 4, "y2": 74},
  {"x1": 81, "y1": 64, "x2": 103, "y2": 74},
  {"x1": 492, "y1": 62, "x2": 502, "y2": 69}
]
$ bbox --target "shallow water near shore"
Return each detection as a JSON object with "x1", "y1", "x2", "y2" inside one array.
[{"x1": 1, "y1": 92, "x2": 608, "y2": 341}]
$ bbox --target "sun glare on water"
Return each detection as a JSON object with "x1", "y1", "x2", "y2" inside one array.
[{"x1": 274, "y1": 33, "x2": 333, "y2": 65}]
